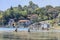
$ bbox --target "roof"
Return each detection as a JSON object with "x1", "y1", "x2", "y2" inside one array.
[
  {"x1": 47, "y1": 8, "x2": 58, "y2": 12},
  {"x1": 29, "y1": 14, "x2": 38, "y2": 17},
  {"x1": 28, "y1": 14, "x2": 38, "y2": 18},
  {"x1": 18, "y1": 20, "x2": 30, "y2": 22}
]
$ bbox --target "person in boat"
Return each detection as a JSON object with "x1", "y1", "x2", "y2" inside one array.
[
  {"x1": 12, "y1": 24, "x2": 15, "y2": 28},
  {"x1": 28, "y1": 28, "x2": 30, "y2": 32},
  {"x1": 15, "y1": 28, "x2": 18, "y2": 32}
]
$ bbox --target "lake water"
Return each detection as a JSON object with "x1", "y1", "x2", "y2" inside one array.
[
  {"x1": 0, "y1": 28, "x2": 60, "y2": 32},
  {"x1": 0, "y1": 28, "x2": 29, "y2": 32},
  {"x1": 0, "y1": 28, "x2": 59, "y2": 40}
]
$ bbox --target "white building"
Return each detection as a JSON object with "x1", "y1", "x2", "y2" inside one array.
[
  {"x1": 8, "y1": 19, "x2": 15, "y2": 28},
  {"x1": 29, "y1": 21, "x2": 51, "y2": 30}
]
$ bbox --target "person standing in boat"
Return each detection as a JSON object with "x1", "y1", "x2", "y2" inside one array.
[
  {"x1": 15, "y1": 27, "x2": 18, "y2": 32},
  {"x1": 28, "y1": 27, "x2": 30, "y2": 32},
  {"x1": 12, "y1": 24, "x2": 15, "y2": 28},
  {"x1": 13, "y1": 22, "x2": 16, "y2": 28}
]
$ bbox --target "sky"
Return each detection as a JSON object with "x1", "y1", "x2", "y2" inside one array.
[{"x1": 0, "y1": 0, "x2": 60, "y2": 11}]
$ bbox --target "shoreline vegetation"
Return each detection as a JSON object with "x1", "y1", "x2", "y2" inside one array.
[{"x1": 0, "y1": 1, "x2": 60, "y2": 29}]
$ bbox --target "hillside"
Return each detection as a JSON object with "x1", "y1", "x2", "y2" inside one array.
[{"x1": 0, "y1": 1, "x2": 60, "y2": 27}]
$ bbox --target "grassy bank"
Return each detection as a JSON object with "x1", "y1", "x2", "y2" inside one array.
[{"x1": 0, "y1": 31, "x2": 59, "y2": 40}]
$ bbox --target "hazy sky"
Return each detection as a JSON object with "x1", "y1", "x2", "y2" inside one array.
[{"x1": 0, "y1": 0, "x2": 60, "y2": 11}]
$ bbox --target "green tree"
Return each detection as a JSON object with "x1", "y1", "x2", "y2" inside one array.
[{"x1": 18, "y1": 5, "x2": 22, "y2": 11}]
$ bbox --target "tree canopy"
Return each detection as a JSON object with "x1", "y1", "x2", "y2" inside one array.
[{"x1": 0, "y1": 1, "x2": 60, "y2": 25}]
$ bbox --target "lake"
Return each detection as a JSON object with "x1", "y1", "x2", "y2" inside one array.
[
  {"x1": 0, "y1": 28, "x2": 59, "y2": 40},
  {"x1": 0, "y1": 28, "x2": 60, "y2": 32},
  {"x1": 0, "y1": 28, "x2": 29, "y2": 32}
]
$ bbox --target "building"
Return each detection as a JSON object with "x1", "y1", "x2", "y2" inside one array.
[
  {"x1": 17, "y1": 20, "x2": 32, "y2": 28},
  {"x1": 27, "y1": 14, "x2": 38, "y2": 20},
  {"x1": 29, "y1": 21, "x2": 51, "y2": 30},
  {"x1": 8, "y1": 19, "x2": 16, "y2": 28},
  {"x1": 40, "y1": 23, "x2": 50, "y2": 30}
]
